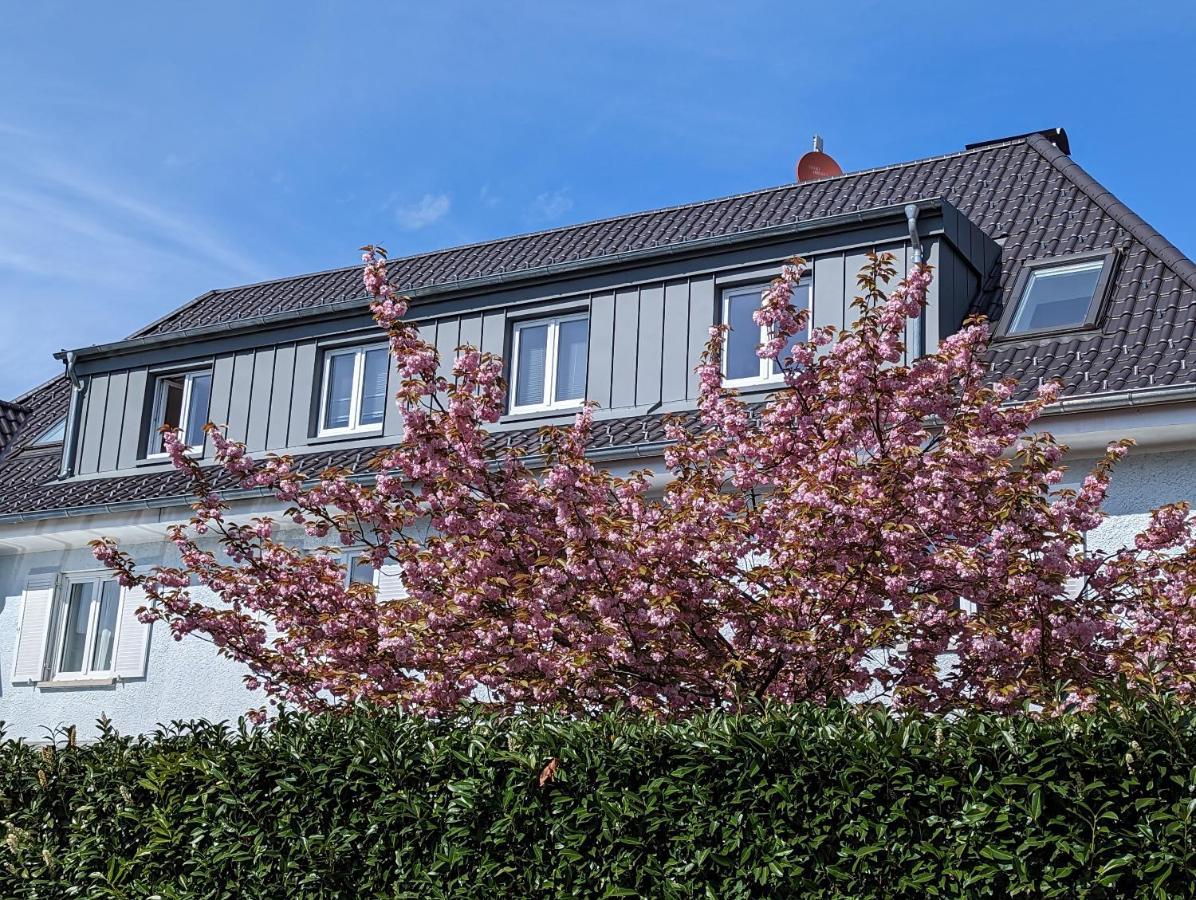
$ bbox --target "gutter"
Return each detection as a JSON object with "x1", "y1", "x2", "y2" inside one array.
[
  {"x1": 1038, "y1": 383, "x2": 1196, "y2": 417},
  {"x1": 57, "y1": 200, "x2": 945, "y2": 364}
]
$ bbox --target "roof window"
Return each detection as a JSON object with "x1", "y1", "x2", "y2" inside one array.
[
  {"x1": 1003, "y1": 254, "x2": 1112, "y2": 337},
  {"x1": 30, "y1": 418, "x2": 66, "y2": 446}
]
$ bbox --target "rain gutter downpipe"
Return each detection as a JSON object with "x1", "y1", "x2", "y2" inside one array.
[
  {"x1": 905, "y1": 203, "x2": 926, "y2": 359},
  {"x1": 58, "y1": 350, "x2": 86, "y2": 479}
]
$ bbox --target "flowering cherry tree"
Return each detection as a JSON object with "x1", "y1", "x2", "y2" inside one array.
[{"x1": 94, "y1": 250, "x2": 1196, "y2": 716}]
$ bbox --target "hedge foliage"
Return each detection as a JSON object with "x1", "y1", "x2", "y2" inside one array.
[{"x1": 2, "y1": 700, "x2": 1196, "y2": 898}]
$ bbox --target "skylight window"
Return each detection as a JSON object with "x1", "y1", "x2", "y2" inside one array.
[
  {"x1": 30, "y1": 418, "x2": 66, "y2": 446},
  {"x1": 1005, "y1": 257, "x2": 1108, "y2": 335}
]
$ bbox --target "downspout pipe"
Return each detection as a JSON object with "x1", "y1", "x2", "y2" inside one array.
[
  {"x1": 905, "y1": 203, "x2": 924, "y2": 265},
  {"x1": 58, "y1": 350, "x2": 86, "y2": 479},
  {"x1": 905, "y1": 203, "x2": 926, "y2": 358}
]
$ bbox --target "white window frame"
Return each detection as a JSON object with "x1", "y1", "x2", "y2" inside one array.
[
  {"x1": 1003, "y1": 257, "x2": 1108, "y2": 337},
  {"x1": 337, "y1": 548, "x2": 407, "y2": 602},
  {"x1": 317, "y1": 343, "x2": 389, "y2": 437},
  {"x1": 721, "y1": 283, "x2": 809, "y2": 388},
  {"x1": 509, "y1": 313, "x2": 589, "y2": 414},
  {"x1": 146, "y1": 369, "x2": 212, "y2": 459},
  {"x1": 47, "y1": 572, "x2": 123, "y2": 682},
  {"x1": 340, "y1": 548, "x2": 378, "y2": 589}
]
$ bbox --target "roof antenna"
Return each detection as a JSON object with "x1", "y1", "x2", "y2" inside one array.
[{"x1": 797, "y1": 135, "x2": 843, "y2": 182}]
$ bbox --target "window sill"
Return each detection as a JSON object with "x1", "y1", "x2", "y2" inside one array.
[
  {"x1": 724, "y1": 378, "x2": 789, "y2": 395},
  {"x1": 503, "y1": 405, "x2": 586, "y2": 423},
  {"x1": 134, "y1": 448, "x2": 203, "y2": 468},
  {"x1": 309, "y1": 427, "x2": 386, "y2": 446},
  {"x1": 37, "y1": 677, "x2": 117, "y2": 689}
]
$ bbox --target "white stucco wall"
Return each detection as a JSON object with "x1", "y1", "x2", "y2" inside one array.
[
  {"x1": 0, "y1": 537, "x2": 262, "y2": 743},
  {"x1": 1074, "y1": 445, "x2": 1196, "y2": 554}
]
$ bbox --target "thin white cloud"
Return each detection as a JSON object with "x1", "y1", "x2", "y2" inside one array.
[
  {"x1": 32, "y1": 159, "x2": 266, "y2": 280},
  {"x1": 0, "y1": 127, "x2": 277, "y2": 397},
  {"x1": 528, "y1": 188, "x2": 573, "y2": 222},
  {"x1": 478, "y1": 183, "x2": 500, "y2": 209},
  {"x1": 394, "y1": 192, "x2": 451, "y2": 230}
]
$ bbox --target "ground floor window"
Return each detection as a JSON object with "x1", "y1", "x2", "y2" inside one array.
[{"x1": 50, "y1": 575, "x2": 122, "y2": 679}]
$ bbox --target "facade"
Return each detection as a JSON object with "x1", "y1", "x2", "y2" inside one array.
[{"x1": 3, "y1": 128, "x2": 1196, "y2": 740}]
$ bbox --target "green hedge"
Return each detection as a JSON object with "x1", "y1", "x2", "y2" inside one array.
[{"x1": 2, "y1": 700, "x2": 1195, "y2": 898}]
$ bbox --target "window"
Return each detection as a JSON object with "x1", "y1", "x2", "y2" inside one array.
[
  {"x1": 338, "y1": 549, "x2": 407, "y2": 601},
  {"x1": 341, "y1": 549, "x2": 377, "y2": 588},
  {"x1": 319, "y1": 344, "x2": 389, "y2": 436},
  {"x1": 722, "y1": 280, "x2": 810, "y2": 386},
  {"x1": 49, "y1": 575, "x2": 122, "y2": 679},
  {"x1": 147, "y1": 369, "x2": 212, "y2": 456},
  {"x1": 30, "y1": 418, "x2": 66, "y2": 446},
  {"x1": 1004, "y1": 257, "x2": 1109, "y2": 336},
  {"x1": 509, "y1": 313, "x2": 589, "y2": 413}
]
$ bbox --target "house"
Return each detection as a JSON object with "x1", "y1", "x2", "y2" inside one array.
[{"x1": 2, "y1": 127, "x2": 1195, "y2": 740}]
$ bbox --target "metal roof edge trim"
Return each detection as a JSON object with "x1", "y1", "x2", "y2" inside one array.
[{"x1": 60, "y1": 200, "x2": 944, "y2": 363}]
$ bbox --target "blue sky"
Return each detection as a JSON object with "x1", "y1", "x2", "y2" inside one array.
[{"x1": 2, "y1": 1, "x2": 1194, "y2": 399}]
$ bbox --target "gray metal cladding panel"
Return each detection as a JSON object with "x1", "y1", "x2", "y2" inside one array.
[
  {"x1": 79, "y1": 373, "x2": 115, "y2": 476},
  {"x1": 96, "y1": 370, "x2": 128, "y2": 473},
  {"x1": 245, "y1": 348, "x2": 275, "y2": 452},
  {"x1": 266, "y1": 344, "x2": 296, "y2": 451},
  {"x1": 414, "y1": 321, "x2": 438, "y2": 410},
  {"x1": 661, "y1": 281, "x2": 690, "y2": 403},
  {"x1": 686, "y1": 276, "x2": 715, "y2": 399},
  {"x1": 434, "y1": 318, "x2": 460, "y2": 410},
  {"x1": 812, "y1": 253, "x2": 846, "y2": 338},
  {"x1": 382, "y1": 352, "x2": 404, "y2": 439},
  {"x1": 434, "y1": 317, "x2": 460, "y2": 381},
  {"x1": 480, "y1": 309, "x2": 507, "y2": 360},
  {"x1": 635, "y1": 285, "x2": 665, "y2": 407},
  {"x1": 288, "y1": 342, "x2": 317, "y2": 447},
  {"x1": 610, "y1": 288, "x2": 640, "y2": 408},
  {"x1": 205, "y1": 355, "x2": 237, "y2": 447},
  {"x1": 587, "y1": 293, "x2": 615, "y2": 409},
  {"x1": 225, "y1": 350, "x2": 256, "y2": 445},
  {"x1": 458, "y1": 314, "x2": 482, "y2": 360},
  {"x1": 925, "y1": 239, "x2": 947, "y2": 351},
  {"x1": 117, "y1": 368, "x2": 148, "y2": 469}
]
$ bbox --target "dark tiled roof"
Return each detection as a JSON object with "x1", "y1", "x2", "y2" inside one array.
[
  {"x1": 3, "y1": 131, "x2": 1195, "y2": 519},
  {"x1": 0, "y1": 413, "x2": 705, "y2": 518},
  {"x1": 0, "y1": 401, "x2": 29, "y2": 456}
]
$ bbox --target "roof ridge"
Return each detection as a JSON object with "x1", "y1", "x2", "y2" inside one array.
[
  {"x1": 141, "y1": 136, "x2": 1038, "y2": 335},
  {"x1": 1025, "y1": 133, "x2": 1196, "y2": 293}
]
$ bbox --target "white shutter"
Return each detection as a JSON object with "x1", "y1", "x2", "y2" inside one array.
[
  {"x1": 375, "y1": 564, "x2": 408, "y2": 603},
  {"x1": 11, "y1": 573, "x2": 57, "y2": 683},
  {"x1": 112, "y1": 585, "x2": 151, "y2": 679}
]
